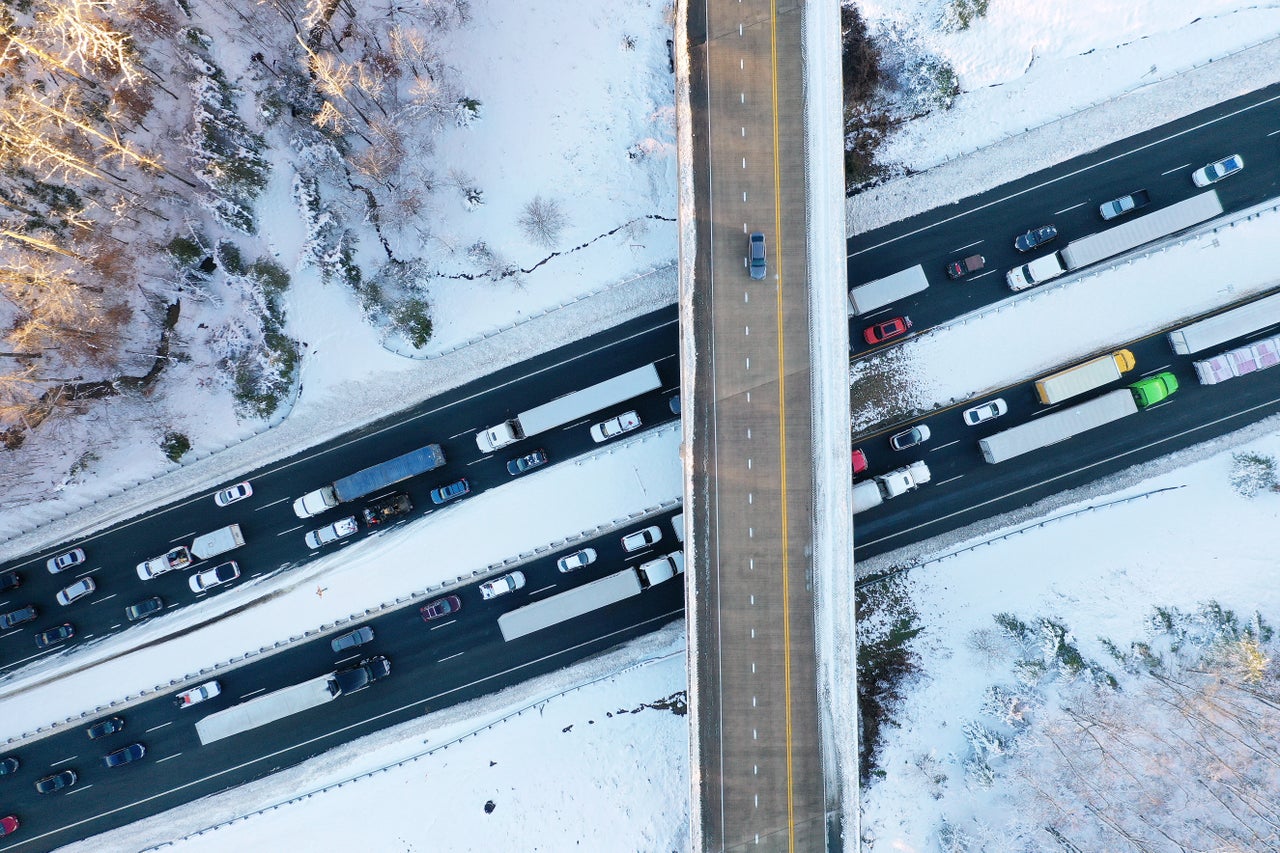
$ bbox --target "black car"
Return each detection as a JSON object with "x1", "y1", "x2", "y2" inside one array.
[
  {"x1": 125, "y1": 596, "x2": 164, "y2": 622},
  {"x1": 0, "y1": 756, "x2": 17, "y2": 775},
  {"x1": 0, "y1": 605, "x2": 37, "y2": 630},
  {"x1": 34, "y1": 769, "x2": 77, "y2": 794},
  {"x1": 87, "y1": 716, "x2": 124, "y2": 740},
  {"x1": 0, "y1": 570, "x2": 19, "y2": 593},
  {"x1": 103, "y1": 743, "x2": 146, "y2": 768},
  {"x1": 506, "y1": 449, "x2": 548, "y2": 476},
  {"x1": 1014, "y1": 224, "x2": 1057, "y2": 252},
  {"x1": 34, "y1": 623, "x2": 74, "y2": 649}
]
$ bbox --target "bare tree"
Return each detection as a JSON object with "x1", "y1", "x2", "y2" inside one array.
[{"x1": 518, "y1": 195, "x2": 568, "y2": 249}]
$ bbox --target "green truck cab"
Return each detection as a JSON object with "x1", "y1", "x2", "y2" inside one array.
[{"x1": 1129, "y1": 372, "x2": 1179, "y2": 407}]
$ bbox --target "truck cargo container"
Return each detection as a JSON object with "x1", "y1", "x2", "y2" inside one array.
[
  {"x1": 1167, "y1": 292, "x2": 1280, "y2": 355},
  {"x1": 476, "y1": 363, "x2": 660, "y2": 453},
  {"x1": 1034, "y1": 350, "x2": 1136, "y2": 405},
  {"x1": 293, "y1": 444, "x2": 446, "y2": 517},
  {"x1": 847, "y1": 265, "x2": 929, "y2": 316},
  {"x1": 979, "y1": 375, "x2": 1177, "y2": 464},
  {"x1": 190, "y1": 524, "x2": 245, "y2": 560},
  {"x1": 1060, "y1": 190, "x2": 1222, "y2": 270}
]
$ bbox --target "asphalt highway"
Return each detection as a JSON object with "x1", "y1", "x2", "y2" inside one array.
[
  {"x1": 0, "y1": 507, "x2": 685, "y2": 849},
  {"x1": 847, "y1": 82, "x2": 1280, "y2": 351},
  {"x1": 0, "y1": 310, "x2": 681, "y2": 671}
]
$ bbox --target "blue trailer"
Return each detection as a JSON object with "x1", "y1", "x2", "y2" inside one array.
[{"x1": 293, "y1": 443, "x2": 445, "y2": 517}]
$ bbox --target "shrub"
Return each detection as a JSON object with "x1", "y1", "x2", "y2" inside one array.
[
  {"x1": 1230, "y1": 451, "x2": 1277, "y2": 497},
  {"x1": 161, "y1": 431, "x2": 191, "y2": 462}
]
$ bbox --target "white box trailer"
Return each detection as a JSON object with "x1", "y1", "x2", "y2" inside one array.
[
  {"x1": 196, "y1": 673, "x2": 340, "y2": 745},
  {"x1": 847, "y1": 265, "x2": 928, "y2": 316},
  {"x1": 1168, "y1": 292, "x2": 1280, "y2": 355},
  {"x1": 190, "y1": 524, "x2": 245, "y2": 560},
  {"x1": 1059, "y1": 190, "x2": 1222, "y2": 270},
  {"x1": 476, "y1": 363, "x2": 661, "y2": 452},
  {"x1": 979, "y1": 389, "x2": 1138, "y2": 464},
  {"x1": 498, "y1": 569, "x2": 644, "y2": 641}
]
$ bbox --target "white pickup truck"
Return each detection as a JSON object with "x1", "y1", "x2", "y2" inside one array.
[
  {"x1": 304, "y1": 516, "x2": 358, "y2": 549},
  {"x1": 136, "y1": 547, "x2": 192, "y2": 581},
  {"x1": 590, "y1": 410, "x2": 641, "y2": 443}
]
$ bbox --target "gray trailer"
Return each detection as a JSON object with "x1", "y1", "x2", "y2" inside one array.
[
  {"x1": 847, "y1": 265, "x2": 929, "y2": 316},
  {"x1": 1059, "y1": 190, "x2": 1222, "y2": 270},
  {"x1": 190, "y1": 524, "x2": 245, "y2": 560},
  {"x1": 498, "y1": 569, "x2": 644, "y2": 641},
  {"x1": 1167, "y1": 291, "x2": 1280, "y2": 355},
  {"x1": 196, "y1": 673, "x2": 339, "y2": 745},
  {"x1": 476, "y1": 363, "x2": 661, "y2": 452},
  {"x1": 293, "y1": 443, "x2": 446, "y2": 517},
  {"x1": 978, "y1": 390, "x2": 1137, "y2": 464}
]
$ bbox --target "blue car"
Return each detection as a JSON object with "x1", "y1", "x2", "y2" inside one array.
[{"x1": 430, "y1": 478, "x2": 470, "y2": 505}]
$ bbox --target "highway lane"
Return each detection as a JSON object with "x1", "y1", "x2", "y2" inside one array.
[
  {"x1": 0, "y1": 508, "x2": 685, "y2": 849},
  {"x1": 846, "y1": 82, "x2": 1280, "y2": 351},
  {"x1": 852, "y1": 316, "x2": 1280, "y2": 560},
  {"x1": 0, "y1": 309, "x2": 681, "y2": 670}
]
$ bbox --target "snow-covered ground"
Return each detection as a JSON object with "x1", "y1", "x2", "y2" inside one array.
[
  {"x1": 856, "y1": 422, "x2": 1280, "y2": 850},
  {"x1": 6, "y1": 0, "x2": 1280, "y2": 849}
]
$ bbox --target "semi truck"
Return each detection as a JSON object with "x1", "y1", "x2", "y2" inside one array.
[
  {"x1": 978, "y1": 374, "x2": 1178, "y2": 464},
  {"x1": 1059, "y1": 190, "x2": 1222, "y2": 270},
  {"x1": 497, "y1": 556, "x2": 683, "y2": 642},
  {"x1": 1194, "y1": 335, "x2": 1280, "y2": 385},
  {"x1": 1009, "y1": 191, "x2": 1223, "y2": 292},
  {"x1": 1006, "y1": 253, "x2": 1067, "y2": 291},
  {"x1": 1167, "y1": 292, "x2": 1280, "y2": 355},
  {"x1": 475, "y1": 363, "x2": 661, "y2": 453},
  {"x1": 852, "y1": 461, "x2": 931, "y2": 514},
  {"x1": 293, "y1": 443, "x2": 446, "y2": 518},
  {"x1": 1034, "y1": 350, "x2": 1136, "y2": 405},
  {"x1": 195, "y1": 658, "x2": 390, "y2": 746},
  {"x1": 190, "y1": 524, "x2": 245, "y2": 560},
  {"x1": 847, "y1": 265, "x2": 929, "y2": 316}
]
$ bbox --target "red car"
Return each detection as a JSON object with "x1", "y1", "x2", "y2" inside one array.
[
  {"x1": 0, "y1": 815, "x2": 18, "y2": 837},
  {"x1": 863, "y1": 316, "x2": 912, "y2": 345},
  {"x1": 851, "y1": 449, "x2": 868, "y2": 475}
]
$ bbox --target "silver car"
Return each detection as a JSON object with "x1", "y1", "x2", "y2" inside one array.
[
  {"x1": 748, "y1": 232, "x2": 766, "y2": 280},
  {"x1": 56, "y1": 577, "x2": 96, "y2": 606},
  {"x1": 46, "y1": 548, "x2": 85, "y2": 574}
]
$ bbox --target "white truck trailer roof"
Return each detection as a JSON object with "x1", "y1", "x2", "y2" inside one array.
[
  {"x1": 195, "y1": 674, "x2": 337, "y2": 745},
  {"x1": 1059, "y1": 190, "x2": 1222, "y2": 270},
  {"x1": 498, "y1": 569, "x2": 644, "y2": 642},
  {"x1": 517, "y1": 363, "x2": 661, "y2": 437},
  {"x1": 979, "y1": 389, "x2": 1138, "y2": 464},
  {"x1": 1167, "y1": 291, "x2": 1280, "y2": 355},
  {"x1": 847, "y1": 265, "x2": 928, "y2": 316}
]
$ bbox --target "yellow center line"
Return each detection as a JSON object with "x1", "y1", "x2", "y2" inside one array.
[{"x1": 766, "y1": 1, "x2": 795, "y2": 849}]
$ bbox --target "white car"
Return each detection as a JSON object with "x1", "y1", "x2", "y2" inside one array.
[
  {"x1": 963, "y1": 398, "x2": 1008, "y2": 426},
  {"x1": 622, "y1": 525, "x2": 663, "y2": 553},
  {"x1": 590, "y1": 410, "x2": 641, "y2": 443},
  {"x1": 56, "y1": 577, "x2": 96, "y2": 606},
  {"x1": 188, "y1": 561, "x2": 240, "y2": 594},
  {"x1": 1191, "y1": 154, "x2": 1243, "y2": 187},
  {"x1": 46, "y1": 548, "x2": 86, "y2": 574},
  {"x1": 304, "y1": 516, "x2": 358, "y2": 549},
  {"x1": 557, "y1": 548, "x2": 597, "y2": 574},
  {"x1": 479, "y1": 571, "x2": 526, "y2": 600},
  {"x1": 213, "y1": 482, "x2": 253, "y2": 507},
  {"x1": 174, "y1": 680, "x2": 221, "y2": 709}
]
